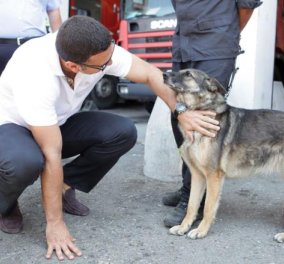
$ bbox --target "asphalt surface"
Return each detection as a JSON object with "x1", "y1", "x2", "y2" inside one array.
[{"x1": 1, "y1": 102, "x2": 284, "y2": 264}]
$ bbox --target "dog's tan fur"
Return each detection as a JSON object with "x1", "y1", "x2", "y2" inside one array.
[{"x1": 163, "y1": 69, "x2": 284, "y2": 241}]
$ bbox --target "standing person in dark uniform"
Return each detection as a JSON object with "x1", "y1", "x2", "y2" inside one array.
[
  {"x1": 0, "y1": 0, "x2": 62, "y2": 75},
  {"x1": 163, "y1": 0, "x2": 263, "y2": 228}
]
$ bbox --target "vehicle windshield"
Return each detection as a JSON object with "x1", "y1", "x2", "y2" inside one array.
[{"x1": 122, "y1": 0, "x2": 174, "y2": 19}]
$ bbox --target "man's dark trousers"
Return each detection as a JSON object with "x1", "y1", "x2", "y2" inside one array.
[{"x1": 0, "y1": 111, "x2": 137, "y2": 214}]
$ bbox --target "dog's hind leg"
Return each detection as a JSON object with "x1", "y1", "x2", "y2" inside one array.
[
  {"x1": 187, "y1": 170, "x2": 225, "y2": 239},
  {"x1": 274, "y1": 233, "x2": 284, "y2": 243},
  {"x1": 169, "y1": 166, "x2": 206, "y2": 236}
]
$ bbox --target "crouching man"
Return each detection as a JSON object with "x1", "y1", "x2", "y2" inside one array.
[{"x1": 0, "y1": 16, "x2": 219, "y2": 260}]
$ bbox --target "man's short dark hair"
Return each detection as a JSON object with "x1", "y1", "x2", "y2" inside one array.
[{"x1": 56, "y1": 15, "x2": 112, "y2": 63}]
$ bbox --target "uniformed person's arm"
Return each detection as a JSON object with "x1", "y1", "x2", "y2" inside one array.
[
  {"x1": 237, "y1": 0, "x2": 263, "y2": 31},
  {"x1": 239, "y1": 8, "x2": 254, "y2": 31}
]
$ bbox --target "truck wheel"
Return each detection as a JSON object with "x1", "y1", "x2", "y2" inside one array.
[{"x1": 90, "y1": 76, "x2": 118, "y2": 109}]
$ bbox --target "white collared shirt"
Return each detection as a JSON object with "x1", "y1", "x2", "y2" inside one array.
[{"x1": 0, "y1": 32, "x2": 132, "y2": 128}]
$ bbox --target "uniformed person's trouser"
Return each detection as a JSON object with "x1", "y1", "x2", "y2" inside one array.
[
  {"x1": 171, "y1": 58, "x2": 236, "y2": 193},
  {"x1": 0, "y1": 43, "x2": 18, "y2": 75},
  {"x1": 0, "y1": 38, "x2": 38, "y2": 75},
  {"x1": 0, "y1": 111, "x2": 137, "y2": 214}
]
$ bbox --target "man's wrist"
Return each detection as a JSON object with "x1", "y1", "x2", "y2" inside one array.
[
  {"x1": 46, "y1": 216, "x2": 64, "y2": 226},
  {"x1": 45, "y1": 209, "x2": 64, "y2": 224},
  {"x1": 173, "y1": 102, "x2": 188, "y2": 119}
]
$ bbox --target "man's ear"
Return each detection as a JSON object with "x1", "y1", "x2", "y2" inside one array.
[
  {"x1": 64, "y1": 61, "x2": 81, "y2": 73},
  {"x1": 207, "y1": 78, "x2": 226, "y2": 95}
]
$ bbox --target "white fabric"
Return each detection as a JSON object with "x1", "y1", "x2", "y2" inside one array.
[
  {"x1": 0, "y1": 0, "x2": 61, "y2": 38},
  {"x1": 0, "y1": 32, "x2": 133, "y2": 128}
]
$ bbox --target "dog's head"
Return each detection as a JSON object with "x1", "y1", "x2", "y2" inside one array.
[{"x1": 163, "y1": 69, "x2": 227, "y2": 112}]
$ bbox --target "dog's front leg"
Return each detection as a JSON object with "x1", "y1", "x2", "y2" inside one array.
[
  {"x1": 188, "y1": 170, "x2": 225, "y2": 239},
  {"x1": 169, "y1": 167, "x2": 206, "y2": 236}
]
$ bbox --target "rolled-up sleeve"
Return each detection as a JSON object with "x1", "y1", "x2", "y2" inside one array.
[{"x1": 237, "y1": 0, "x2": 263, "y2": 9}]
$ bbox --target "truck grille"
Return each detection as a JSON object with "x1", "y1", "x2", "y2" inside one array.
[
  {"x1": 119, "y1": 20, "x2": 174, "y2": 70},
  {"x1": 127, "y1": 33, "x2": 173, "y2": 70}
]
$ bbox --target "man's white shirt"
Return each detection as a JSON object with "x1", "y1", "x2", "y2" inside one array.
[{"x1": 0, "y1": 32, "x2": 132, "y2": 128}]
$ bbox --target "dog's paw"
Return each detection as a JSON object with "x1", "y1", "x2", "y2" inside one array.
[
  {"x1": 187, "y1": 228, "x2": 208, "y2": 240},
  {"x1": 274, "y1": 232, "x2": 284, "y2": 243},
  {"x1": 169, "y1": 224, "x2": 190, "y2": 236}
]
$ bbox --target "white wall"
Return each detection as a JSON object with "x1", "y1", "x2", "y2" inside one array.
[
  {"x1": 227, "y1": 0, "x2": 278, "y2": 110},
  {"x1": 60, "y1": 0, "x2": 70, "y2": 21}
]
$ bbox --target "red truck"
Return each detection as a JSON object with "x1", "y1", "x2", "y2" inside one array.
[
  {"x1": 69, "y1": 0, "x2": 284, "y2": 110},
  {"x1": 69, "y1": 0, "x2": 175, "y2": 110}
]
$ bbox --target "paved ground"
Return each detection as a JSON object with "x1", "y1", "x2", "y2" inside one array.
[{"x1": 1, "y1": 104, "x2": 284, "y2": 264}]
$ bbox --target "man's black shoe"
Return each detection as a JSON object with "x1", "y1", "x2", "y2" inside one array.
[
  {"x1": 63, "y1": 188, "x2": 90, "y2": 216},
  {"x1": 0, "y1": 202, "x2": 23, "y2": 234},
  {"x1": 162, "y1": 188, "x2": 182, "y2": 207}
]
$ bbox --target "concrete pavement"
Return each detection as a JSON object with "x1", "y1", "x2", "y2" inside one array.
[{"x1": 1, "y1": 111, "x2": 284, "y2": 264}]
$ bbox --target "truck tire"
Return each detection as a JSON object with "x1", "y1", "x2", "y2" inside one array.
[{"x1": 90, "y1": 76, "x2": 118, "y2": 109}]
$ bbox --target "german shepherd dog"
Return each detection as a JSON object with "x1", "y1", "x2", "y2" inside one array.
[{"x1": 163, "y1": 69, "x2": 284, "y2": 242}]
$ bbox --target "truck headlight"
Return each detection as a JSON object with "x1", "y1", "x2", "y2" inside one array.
[{"x1": 118, "y1": 86, "x2": 129, "y2": 95}]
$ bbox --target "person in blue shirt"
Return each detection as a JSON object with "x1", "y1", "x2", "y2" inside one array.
[
  {"x1": 163, "y1": 0, "x2": 263, "y2": 228},
  {"x1": 0, "y1": 0, "x2": 62, "y2": 75}
]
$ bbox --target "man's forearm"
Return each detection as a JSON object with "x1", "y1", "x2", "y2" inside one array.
[
  {"x1": 146, "y1": 66, "x2": 177, "y2": 112},
  {"x1": 41, "y1": 157, "x2": 64, "y2": 223},
  {"x1": 126, "y1": 55, "x2": 177, "y2": 112}
]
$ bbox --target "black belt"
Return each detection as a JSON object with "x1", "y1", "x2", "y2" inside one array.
[{"x1": 0, "y1": 37, "x2": 36, "y2": 45}]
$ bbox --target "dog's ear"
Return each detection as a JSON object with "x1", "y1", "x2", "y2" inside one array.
[{"x1": 206, "y1": 78, "x2": 226, "y2": 96}]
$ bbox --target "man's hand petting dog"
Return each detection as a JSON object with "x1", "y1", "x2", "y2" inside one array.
[{"x1": 177, "y1": 110, "x2": 220, "y2": 142}]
